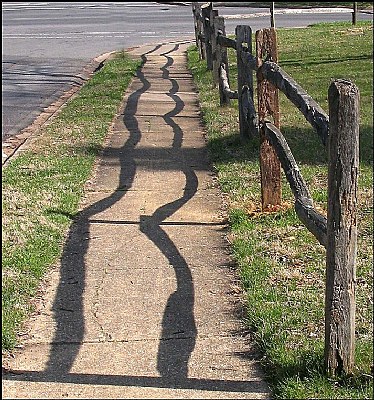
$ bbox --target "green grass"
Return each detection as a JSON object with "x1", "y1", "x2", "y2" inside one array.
[
  {"x1": 187, "y1": 21, "x2": 373, "y2": 399},
  {"x1": 2, "y1": 51, "x2": 141, "y2": 350}
]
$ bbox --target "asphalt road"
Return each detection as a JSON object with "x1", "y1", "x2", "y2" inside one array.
[{"x1": 2, "y1": 2, "x2": 372, "y2": 139}]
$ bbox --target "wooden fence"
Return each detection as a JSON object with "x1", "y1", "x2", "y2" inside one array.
[{"x1": 192, "y1": 2, "x2": 360, "y2": 377}]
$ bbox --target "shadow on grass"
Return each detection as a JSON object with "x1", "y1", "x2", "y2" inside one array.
[
  {"x1": 281, "y1": 124, "x2": 372, "y2": 167},
  {"x1": 72, "y1": 143, "x2": 103, "y2": 157},
  {"x1": 44, "y1": 209, "x2": 76, "y2": 221},
  {"x1": 263, "y1": 346, "x2": 373, "y2": 398},
  {"x1": 207, "y1": 131, "x2": 260, "y2": 165},
  {"x1": 280, "y1": 54, "x2": 373, "y2": 68},
  {"x1": 206, "y1": 123, "x2": 372, "y2": 168}
]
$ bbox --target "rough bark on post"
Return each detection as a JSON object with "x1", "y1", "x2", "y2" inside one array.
[
  {"x1": 325, "y1": 79, "x2": 360, "y2": 376},
  {"x1": 192, "y1": 2, "x2": 205, "y2": 59},
  {"x1": 260, "y1": 61, "x2": 329, "y2": 146},
  {"x1": 219, "y1": 64, "x2": 237, "y2": 102},
  {"x1": 236, "y1": 25, "x2": 255, "y2": 140},
  {"x1": 214, "y1": 16, "x2": 229, "y2": 103},
  {"x1": 192, "y1": 3, "x2": 199, "y2": 48},
  {"x1": 209, "y1": 9, "x2": 218, "y2": 72},
  {"x1": 202, "y1": 3, "x2": 214, "y2": 70},
  {"x1": 256, "y1": 28, "x2": 282, "y2": 209},
  {"x1": 212, "y1": 15, "x2": 220, "y2": 87}
]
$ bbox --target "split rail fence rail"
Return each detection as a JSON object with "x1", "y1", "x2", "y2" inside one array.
[{"x1": 192, "y1": 2, "x2": 360, "y2": 377}]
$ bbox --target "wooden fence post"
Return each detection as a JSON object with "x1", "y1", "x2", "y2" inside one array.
[
  {"x1": 325, "y1": 79, "x2": 360, "y2": 376},
  {"x1": 202, "y1": 3, "x2": 214, "y2": 70},
  {"x1": 210, "y1": 9, "x2": 219, "y2": 75},
  {"x1": 215, "y1": 17, "x2": 231, "y2": 106},
  {"x1": 212, "y1": 15, "x2": 224, "y2": 88},
  {"x1": 256, "y1": 28, "x2": 282, "y2": 209},
  {"x1": 236, "y1": 25, "x2": 255, "y2": 140},
  {"x1": 192, "y1": 2, "x2": 199, "y2": 48},
  {"x1": 192, "y1": 2, "x2": 205, "y2": 59},
  {"x1": 211, "y1": 15, "x2": 220, "y2": 87}
]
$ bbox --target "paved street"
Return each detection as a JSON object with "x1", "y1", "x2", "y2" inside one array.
[{"x1": 2, "y1": 2, "x2": 372, "y2": 141}]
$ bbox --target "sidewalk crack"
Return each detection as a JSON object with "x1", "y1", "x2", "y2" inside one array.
[{"x1": 91, "y1": 266, "x2": 112, "y2": 342}]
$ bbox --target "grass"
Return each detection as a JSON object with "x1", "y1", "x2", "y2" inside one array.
[
  {"x1": 2, "y1": 51, "x2": 141, "y2": 350},
  {"x1": 187, "y1": 20, "x2": 373, "y2": 399}
]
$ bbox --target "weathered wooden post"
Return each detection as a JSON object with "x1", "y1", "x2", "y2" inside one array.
[
  {"x1": 192, "y1": 2, "x2": 205, "y2": 59},
  {"x1": 236, "y1": 25, "x2": 256, "y2": 140},
  {"x1": 212, "y1": 15, "x2": 224, "y2": 88},
  {"x1": 256, "y1": 28, "x2": 282, "y2": 209},
  {"x1": 215, "y1": 16, "x2": 231, "y2": 106},
  {"x1": 325, "y1": 79, "x2": 360, "y2": 376},
  {"x1": 211, "y1": 14, "x2": 220, "y2": 87},
  {"x1": 209, "y1": 9, "x2": 219, "y2": 74},
  {"x1": 192, "y1": 2, "x2": 199, "y2": 48},
  {"x1": 202, "y1": 2, "x2": 214, "y2": 70}
]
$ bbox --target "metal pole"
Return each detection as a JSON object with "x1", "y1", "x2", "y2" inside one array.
[
  {"x1": 270, "y1": 2, "x2": 275, "y2": 28},
  {"x1": 352, "y1": 2, "x2": 358, "y2": 25}
]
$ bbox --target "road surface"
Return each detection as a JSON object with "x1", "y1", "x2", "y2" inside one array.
[{"x1": 2, "y1": 2, "x2": 372, "y2": 140}]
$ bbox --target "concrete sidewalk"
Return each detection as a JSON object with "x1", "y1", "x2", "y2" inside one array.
[{"x1": 2, "y1": 40, "x2": 270, "y2": 399}]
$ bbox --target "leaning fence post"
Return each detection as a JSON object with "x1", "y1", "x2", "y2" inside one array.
[
  {"x1": 325, "y1": 79, "x2": 360, "y2": 376},
  {"x1": 256, "y1": 28, "x2": 282, "y2": 209},
  {"x1": 236, "y1": 25, "x2": 255, "y2": 140}
]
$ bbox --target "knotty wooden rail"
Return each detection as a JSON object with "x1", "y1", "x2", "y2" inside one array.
[{"x1": 191, "y1": 2, "x2": 360, "y2": 377}]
